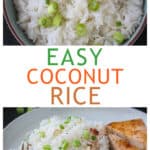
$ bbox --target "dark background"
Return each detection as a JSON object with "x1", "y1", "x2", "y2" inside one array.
[
  {"x1": 3, "y1": 19, "x2": 147, "y2": 45},
  {"x1": 3, "y1": 107, "x2": 147, "y2": 128}
]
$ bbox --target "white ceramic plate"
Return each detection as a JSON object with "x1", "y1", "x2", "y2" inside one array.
[{"x1": 4, "y1": 108, "x2": 146, "y2": 150}]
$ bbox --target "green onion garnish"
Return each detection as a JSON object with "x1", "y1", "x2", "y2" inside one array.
[
  {"x1": 83, "y1": 129, "x2": 90, "y2": 140},
  {"x1": 59, "y1": 140, "x2": 69, "y2": 150},
  {"x1": 16, "y1": 108, "x2": 24, "y2": 114},
  {"x1": 59, "y1": 124, "x2": 65, "y2": 130},
  {"x1": 113, "y1": 31, "x2": 125, "y2": 44},
  {"x1": 27, "y1": 108, "x2": 32, "y2": 112},
  {"x1": 75, "y1": 23, "x2": 87, "y2": 37},
  {"x1": 116, "y1": 21, "x2": 122, "y2": 27},
  {"x1": 45, "y1": 0, "x2": 51, "y2": 5},
  {"x1": 43, "y1": 144, "x2": 52, "y2": 150},
  {"x1": 72, "y1": 139, "x2": 81, "y2": 148},
  {"x1": 64, "y1": 116, "x2": 72, "y2": 124},
  {"x1": 38, "y1": 16, "x2": 52, "y2": 28},
  {"x1": 48, "y1": 1, "x2": 59, "y2": 15},
  {"x1": 91, "y1": 135, "x2": 97, "y2": 141},
  {"x1": 39, "y1": 131, "x2": 46, "y2": 138},
  {"x1": 88, "y1": 0, "x2": 100, "y2": 11},
  {"x1": 52, "y1": 14, "x2": 63, "y2": 27}
]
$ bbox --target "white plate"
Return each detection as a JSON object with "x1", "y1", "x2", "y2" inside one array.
[{"x1": 4, "y1": 108, "x2": 146, "y2": 150}]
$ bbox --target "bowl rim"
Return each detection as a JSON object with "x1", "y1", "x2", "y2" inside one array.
[
  {"x1": 4, "y1": 0, "x2": 147, "y2": 46},
  {"x1": 128, "y1": 15, "x2": 147, "y2": 45},
  {"x1": 4, "y1": 0, "x2": 25, "y2": 45}
]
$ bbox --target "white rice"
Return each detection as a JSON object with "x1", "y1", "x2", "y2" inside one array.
[
  {"x1": 13, "y1": 0, "x2": 144, "y2": 45},
  {"x1": 15, "y1": 116, "x2": 109, "y2": 150}
]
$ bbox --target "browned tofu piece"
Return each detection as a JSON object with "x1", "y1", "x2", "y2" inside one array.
[
  {"x1": 107, "y1": 119, "x2": 147, "y2": 150},
  {"x1": 108, "y1": 134, "x2": 139, "y2": 150}
]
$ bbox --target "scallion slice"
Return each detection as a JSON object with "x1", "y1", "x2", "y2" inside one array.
[
  {"x1": 64, "y1": 116, "x2": 72, "y2": 124},
  {"x1": 45, "y1": 0, "x2": 51, "y2": 5},
  {"x1": 52, "y1": 14, "x2": 63, "y2": 27},
  {"x1": 39, "y1": 131, "x2": 46, "y2": 138},
  {"x1": 83, "y1": 129, "x2": 90, "y2": 140},
  {"x1": 43, "y1": 144, "x2": 52, "y2": 150},
  {"x1": 48, "y1": 1, "x2": 59, "y2": 15},
  {"x1": 38, "y1": 16, "x2": 52, "y2": 28},
  {"x1": 59, "y1": 140, "x2": 69, "y2": 150},
  {"x1": 16, "y1": 108, "x2": 24, "y2": 114},
  {"x1": 75, "y1": 23, "x2": 87, "y2": 37},
  {"x1": 116, "y1": 21, "x2": 122, "y2": 27},
  {"x1": 59, "y1": 124, "x2": 65, "y2": 130},
  {"x1": 88, "y1": 0, "x2": 100, "y2": 11},
  {"x1": 91, "y1": 135, "x2": 97, "y2": 141},
  {"x1": 72, "y1": 139, "x2": 81, "y2": 148},
  {"x1": 113, "y1": 31, "x2": 125, "y2": 44}
]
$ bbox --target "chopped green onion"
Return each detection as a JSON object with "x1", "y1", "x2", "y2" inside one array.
[
  {"x1": 83, "y1": 129, "x2": 90, "y2": 140},
  {"x1": 27, "y1": 108, "x2": 32, "y2": 112},
  {"x1": 39, "y1": 131, "x2": 46, "y2": 138},
  {"x1": 116, "y1": 21, "x2": 122, "y2": 27},
  {"x1": 88, "y1": 0, "x2": 100, "y2": 11},
  {"x1": 16, "y1": 108, "x2": 24, "y2": 114},
  {"x1": 91, "y1": 135, "x2": 97, "y2": 141},
  {"x1": 113, "y1": 31, "x2": 125, "y2": 44},
  {"x1": 59, "y1": 140, "x2": 69, "y2": 150},
  {"x1": 43, "y1": 144, "x2": 52, "y2": 150},
  {"x1": 72, "y1": 139, "x2": 81, "y2": 148},
  {"x1": 45, "y1": 0, "x2": 51, "y2": 5},
  {"x1": 75, "y1": 23, "x2": 87, "y2": 37},
  {"x1": 64, "y1": 116, "x2": 72, "y2": 124},
  {"x1": 38, "y1": 16, "x2": 52, "y2": 28},
  {"x1": 59, "y1": 124, "x2": 65, "y2": 130},
  {"x1": 48, "y1": 1, "x2": 59, "y2": 15},
  {"x1": 52, "y1": 14, "x2": 63, "y2": 27}
]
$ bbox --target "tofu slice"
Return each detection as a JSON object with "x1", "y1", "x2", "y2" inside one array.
[
  {"x1": 108, "y1": 134, "x2": 139, "y2": 150},
  {"x1": 106, "y1": 119, "x2": 147, "y2": 150}
]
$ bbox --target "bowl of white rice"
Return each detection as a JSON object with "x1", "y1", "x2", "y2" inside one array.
[{"x1": 4, "y1": 0, "x2": 146, "y2": 45}]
